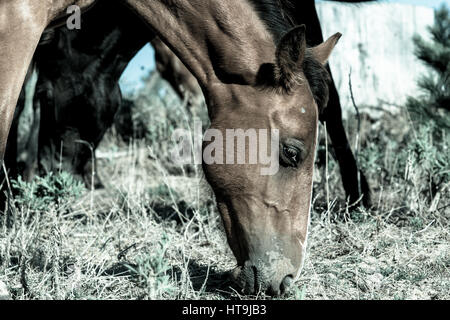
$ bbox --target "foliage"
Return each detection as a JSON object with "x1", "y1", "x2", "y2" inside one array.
[
  {"x1": 11, "y1": 171, "x2": 86, "y2": 212},
  {"x1": 404, "y1": 5, "x2": 450, "y2": 210},
  {"x1": 125, "y1": 235, "x2": 176, "y2": 299},
  {"x1": 406, "y1": 4, "x2": 450, "y2": 130},
  {"x1": 403, "y1": 124, "x2": 449, "y2": 210}
]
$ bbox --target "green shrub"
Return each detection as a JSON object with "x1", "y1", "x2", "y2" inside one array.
[
  {"x1": 403, "y1": 5, "x2": 450, "y2": 210},
  {"x1": 407, "y1": 4, "x2": 450, "y2": 130},
  {"x1": 11, "y1": 171, "x2": 86, "y2": 212},
  {"x1": 125, "y1": 235, "x2": 176, "y2": 299}
]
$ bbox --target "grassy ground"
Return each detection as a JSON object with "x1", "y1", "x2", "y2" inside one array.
[{"x1": 0, "y1": 74, "x2": 448, "y2": 300}]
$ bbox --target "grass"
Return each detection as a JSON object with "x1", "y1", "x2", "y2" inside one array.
[{"x1": 0, "y1": 73, "x2": 448, "y2": 300}]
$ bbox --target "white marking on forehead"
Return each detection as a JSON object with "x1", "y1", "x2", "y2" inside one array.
[{"x1": 301, "y1": 108, "x2": 306, "y2": 114}]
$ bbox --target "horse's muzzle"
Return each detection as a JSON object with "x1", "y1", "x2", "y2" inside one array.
[{"x1": 232, "y1": 260, "x2": 295, "y2": 296}]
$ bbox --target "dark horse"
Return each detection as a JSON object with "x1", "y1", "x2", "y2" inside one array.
[
  {"x1": 5, "y1": 1, "x2": 149, "y2": 188},
  {"x1": 0, "y1": 0, "x2": 360, "y2": 295},
  {"x1": 7, "y1": 0, "x2": 371, "y2": 206}
]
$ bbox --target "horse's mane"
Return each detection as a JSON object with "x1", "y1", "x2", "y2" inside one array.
[
  {"x1": 247, "y1": 0, "x2": 294, "y2": 43},
  {"x1": 248, "y1": 0, "x2": 331, "y2": 111}
]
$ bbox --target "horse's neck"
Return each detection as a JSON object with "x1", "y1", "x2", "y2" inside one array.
[
  {"x1": 41, "y1": 1, "x2": 149, "y2": 82},
  {"x1": 125, "y1": 0, "x2": 276, "y2": 88}
]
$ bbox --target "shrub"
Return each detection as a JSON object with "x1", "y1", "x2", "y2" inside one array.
[
  {"x1": 11, "y1": 171, "x2": 86, "y2": 212},
  {"x1": 406, "y1": 4, "x2": 450, "y2": 130},
  {"x1": 125, "y1": 235, "x2": 176, "y2": 299},
  {"x1": 403, "y1": 5, "x2": 450, "y2": 211}
]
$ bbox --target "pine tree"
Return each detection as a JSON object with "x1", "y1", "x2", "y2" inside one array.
[{"x1": 406, "y1": 4, "x2": 450, "y2": 130}]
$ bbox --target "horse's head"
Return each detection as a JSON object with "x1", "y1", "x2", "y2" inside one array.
[{"x1": 202, "y1": 25, "x2": 341, "y2": 295}]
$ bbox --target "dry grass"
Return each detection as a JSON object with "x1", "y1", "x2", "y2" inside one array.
[{"x1": 0, "y1": 74, "x2": 448, "y2": 300}]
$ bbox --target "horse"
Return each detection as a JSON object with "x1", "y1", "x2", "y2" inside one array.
[
  {"x1": 0, "y1": 0, "x2": 342, "y2": 295},
  {"x1": 4, "y1": 1, "x2": 149, "y2": 188},
  {"x1": 7, "y1": 0, "x2": 371, "y2": 207},
  {"x1": 153, "y1": 0, "x2": 373, "y2": 207},
  {"x1": 5, "y1": 2, "x2": 202, "y2": 189},
  {"x1": 152, "y1": 37, "x2": 203, "y2": 108}
]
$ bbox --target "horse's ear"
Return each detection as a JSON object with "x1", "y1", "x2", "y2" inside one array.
[
  {"x1": 309, "y1": 32, "x2": 342, "y2": 66},
  {"x1": 275, "y1": 25, "x2": 307, "y2": 91}
]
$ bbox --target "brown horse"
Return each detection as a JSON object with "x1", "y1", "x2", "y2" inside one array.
[
  {"x1": 6, "y1": 0, "x2": 371, "y2": 208},
  {"x1": 0, "y1": 0, "x2": 340, "y2": 295},
  {"x1": 152, "y1": 0, "x2": 372, "y2": 207}
]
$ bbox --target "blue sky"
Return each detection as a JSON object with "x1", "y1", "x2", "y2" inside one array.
[
  {"x1": 316, "y1": 0, "x2": 448, "y2": 7},
  {"x1": 380, "y1": 0, "x2": 448, "y2": 7},
  {"x1": 119, "y1": 0, "x2": 449, "y2": 94},
  {"x1": 119, "y1": 43, "x2": 155, "y2": 94}
]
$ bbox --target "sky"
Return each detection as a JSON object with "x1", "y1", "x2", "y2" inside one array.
[
  {"x1": 316, "y1": 0, "x2": 448, "y2": 7},
  {"x1": 119, "y1": 44, "x2": 155, "y2": 94},
  {"x1": 119, "y1": 0, "x2": 449, "y2": 94},
  {"x1": 380, "y1": 0, "x2": 448, "y2": 7}
]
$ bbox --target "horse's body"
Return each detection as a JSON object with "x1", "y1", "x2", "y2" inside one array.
[
  {"x1": 35, "y1": 1, "x2": 148, "y2": 188},
  {"x1": 1, "y1": 0, "x2": 346, "y2": 295}
]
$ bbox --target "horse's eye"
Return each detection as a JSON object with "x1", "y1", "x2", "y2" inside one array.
[{"x1": 281, "y1": 145, "x2": 302, "y2": 168}]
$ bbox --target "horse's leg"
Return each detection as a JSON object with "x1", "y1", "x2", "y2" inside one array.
[
  {"x1": 36, "y1": 80, "x2": 59, "y2": 181},
  {"x1": 74, "y1": 85, "x2": 123, "y2": 190},
  {"x1": 3, "y1": 87, "x2": 26, "y2": 181},
  {"x1": 22, "y1": 80, "x2": 41, "y2": 181},
  {"x1": 5, "y1": 63, "x2": 39, "y2": 182},
  {"x1": 294, "y1": 1, "x2": 371, "y2": 206},
  {"x1": 0, "y1": 4, "x2": 47, "y2": 213},
  {"x1": 0, "y1": 3, "x2": 47, "y2": 161},
  {"x1": 0, "y1": 85, "x2": 26, "y2": 212},
  {"x1": 320, "y1": 72, "x2": 371, "y2": 206}
]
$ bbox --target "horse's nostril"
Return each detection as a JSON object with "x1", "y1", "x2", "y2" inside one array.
[
  {"x1": 235, "y1": 263, "x2": 295, "y2": 296},
  {"x1": 280, "y1": 275, "x2": 294, "y2": 294},
  {"x1": 251, "y1": 266, "x2": 258, "y2": 292}
]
